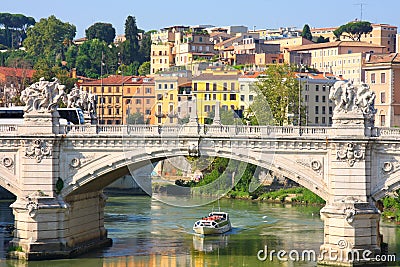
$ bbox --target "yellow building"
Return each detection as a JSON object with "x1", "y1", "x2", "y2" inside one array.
[
  {"x1": 151, "y1": 43, "x2": 174, "y2": 74},
  {"x1": 153, "y1": 70, "x2": 192, "y2": 124},
  {"x1": 311, "y1": 23, "x2": 397, "y2": 52},
  {"x1": 285, "y1": 41, "x2": 385, "y2": 82},
  {"x1": 364, "y1": 53, "x2": 400, "y2": 127},
  {"x1": 264, "y1": 36, "x2": 314, "y2": 51},
  {"x1": 192, "y1": 68, "x2": 241, "y2": 124}
]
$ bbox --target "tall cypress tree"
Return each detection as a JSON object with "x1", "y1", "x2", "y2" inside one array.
[
  {"x1": 301, "y1": 24, "x2": 313, "y2": 41},
  {"x1": 123, "y1": 16, "x2": 140, "y2": 65}
]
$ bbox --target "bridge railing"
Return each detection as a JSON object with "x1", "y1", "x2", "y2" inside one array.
[
  {"x1": 51, "y1": 124, "x2": 336, "y2": 138},
  {"x1": 0, "y1": 124, "x2": 18, "y2": 133},
  {"x1": 374, "y1": 127, "x2": 400, "y2": 137}
]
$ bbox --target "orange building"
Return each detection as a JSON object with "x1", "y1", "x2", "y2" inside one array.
[{"x1": 80, "y1": 75, "x2": 155, "y2": 125}]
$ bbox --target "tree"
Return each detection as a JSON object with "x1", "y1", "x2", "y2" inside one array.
[
  {"x1": 122, "y1": 16, "x2": 140, "y2": 65},
  {"x1": 251, "y1": 64, "x2": 300, "y2": 126},
  {"x1": 127, "y1": 111, "x2": 145, "y2": 124},
  {"x1": 75, "y1": 39, "x2": 117, "y2": 78},
  {"x1": 85, "y1": 22, "x2": 116, "y2": 44},
  {"x1": 333, "y1": 21, "x2": 373, "y2": 41},
  {"x1": 138, "y1": 61, "x2": 150, "y2": 76},
  {"x1": 23, "y1": 15, "x2": 76, "y2": 65},
  {"x1": 0, "y1": 13, "x2": 35, "y2": 48},
  {"x1": 315, "y1": 35, "x2": 330, "y2": 43},
  {"x1": 301, "y1": 24, "x2": 313, "y2": 41}
]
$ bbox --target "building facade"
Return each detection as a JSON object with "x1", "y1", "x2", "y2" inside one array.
[{"x1": 363, "y1": 53, "x2": 400, "y2": 127}]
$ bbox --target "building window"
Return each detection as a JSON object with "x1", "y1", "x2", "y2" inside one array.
[
  {"x1": 223, "y1": 82, "x2": 227, "y2": 91},
  {"x1": 371, "y1": 73, "x2": 376, "y2": 83},
  {"x1": 249, "y1": 95, "x2": 254, "y2": 102},
  {"x1": 329, "y1": 106, "x2": 333, "y2": 115},
  {"x1": 213, "y1": 83, "x2": 217, "y2": 91},
  {"x1": 157, "y1": 94, "x2": 163, "y2": 100},
  {"x1": 146, "y1": 88, "x2": 151, "y2": 94},
  {"x1": 322, "y1": 96, "x2": 326, "y2": 102},
  {"x1": 164, "y1": 84, "x2": 168, "y2": 89},
  {"x1": 230, "y1": 94, "x2": 236, "y2": 100},
  {"x1": 380, "y1": 92, "x2": 386, "y2": 103},
  {"x1": 213, "y1": 94, "x2": 217, "y2": 100},
  {"x1": 206, "y1": 83, "x2": 210, "y2": 91},
  {"x1": 194, "y1": 83, "x2": 197, "y2": 91},
  {"x1": 116, "y1": 87, "x2": 120, "y2": 93},
  {"x1": 231, "y1": 83, "x2": 235, "y2": 91},
  {"x1": 223, "y1": 94, "x2": 227, "y2": 101},
  {"x1": 315, "y1": 117, "x2": 319, "y2": 124},
  {"x1": 322, "y1": 117, "x2": 326, "y2": 124},
  {"x1": 381, "y1": 73, "x2": 386, "y2": 84},
  {"x1": 315, "y1": 95, "x2": 319, "y2": 102},
  {"x1": 146, "y1": 109, "x2": 151, "y2": 115},
  {"x1": 116, "y1": 97, "x2": 120, "y2": 104},
  {"x1": 136, "y1": 88, "x2": 140, "y2": 94},
  {"x1": 204, "y1": 105, "x2": 210, "y2": 112},
  {"x1": 240, "y1": 95, "x2": 245, "y2": 101},
  {"x1": 315, "y1": 85, "x2": 319, "y2": 91},
  {"x1": 108, "y1": 87, "x2": 112, "y2": 93},
  {"x1": 322, "y1": 106, "x2": 326, "y2": 114},
  {"x1": 136, "y1": 99, "x2": 141, "y2": 104},
  {"x1": 380, "y1": 115, "x2": 385, "y2": 126},
  {"x1": 146, "y1": 99, "x2": 150, "y2": 104},
  {"x1": 305, "y1": 95, "x2": 309, "y2": 102},
  {"x1": 315, "y1": 106, "x2": 319, "y2": 114}
]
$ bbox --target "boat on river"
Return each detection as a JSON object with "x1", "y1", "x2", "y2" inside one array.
[{"x1": 193, "y1": 211, "x2": 231, "y2": 235}]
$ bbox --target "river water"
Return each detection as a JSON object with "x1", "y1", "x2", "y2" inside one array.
[{"x1": 0, "y1": 196, "x2": 399, "y2": 267}]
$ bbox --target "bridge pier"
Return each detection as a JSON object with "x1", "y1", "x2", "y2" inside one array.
[
  {"x1": 318, "y1": 201, "x2": 381, "y2": 266},
  {"x1": 8, "y1": 192, "x2": 111, "y2": 260}
]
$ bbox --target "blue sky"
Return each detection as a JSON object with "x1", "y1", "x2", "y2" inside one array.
[{"x1": 2, "y1": 0, "x2": 399, "y2": 38}]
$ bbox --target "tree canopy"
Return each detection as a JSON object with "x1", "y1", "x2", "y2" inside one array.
[
  {"x1": 0, "y1": 13, "x2": 35, "y2": 48},
  {"x1": 251, "y1": 64, "x2": 301, "y2": 126},
  {"x1": 333, "y1": 21, "x2": 373, "y2": 41},
  {"x1": 86, "y1": 22, "x2": 116, "y2": 44},
  {"x1": 23, "y1": 15, "x2": 76, "y2": 64},
  {"x1": 301, "y1": 24, "x2": 313, "y2": 41}
]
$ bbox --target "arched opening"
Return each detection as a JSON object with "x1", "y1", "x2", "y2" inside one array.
[{"x1": 0, "y1": 186, "x2": 16, "y2": 259}]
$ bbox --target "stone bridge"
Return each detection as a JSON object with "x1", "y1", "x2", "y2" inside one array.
[{"x1": 1, "y1": 79, "x2": 399, "y2": 266}]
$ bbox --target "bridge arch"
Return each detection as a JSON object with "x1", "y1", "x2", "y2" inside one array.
[
  {"x1": 372, "y1": 172, "x2": 400, "y2": 201},
  {"x1": 61, "y1": 146, "x2": 329, "y2": 201},
  {"x1": 0, "y1": 169, "x2": 20, "y2": 197}
]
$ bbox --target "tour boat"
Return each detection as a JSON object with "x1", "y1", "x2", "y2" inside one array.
[{"x1": 193, "y1": 211, "x2": 231, "y2": 235}]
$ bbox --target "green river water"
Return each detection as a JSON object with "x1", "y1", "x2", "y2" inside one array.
[{"x1": 0, "y1": 196, "x2": 399, "y2": 267}]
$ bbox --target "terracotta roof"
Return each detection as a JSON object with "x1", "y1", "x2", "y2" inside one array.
[
  {"x1": 81, "y1": 75, "x2": 154, "y2": 86},
  {"x1": 0, "y1": 67, "x2": 35, "y2": 78},
  {"x1": 287, "y1": 41, "x2": 385, "y2": 51},
  {"x1": 240, "y1": 71, "x2": 261, "y2": 78},
  {"x1": 178, "y1": 82, "x2": 192, "y2": 87},
  {"x1": 365, "y1": 53, "x2": 400, "y2": 64},
  {"x1": 215, "y1": 36, "x2": 242, "y2": 48}
]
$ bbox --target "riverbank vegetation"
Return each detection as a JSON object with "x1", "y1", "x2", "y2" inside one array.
[{"x1": 381, "y1": 191, "x2": 400, "y2": 222}]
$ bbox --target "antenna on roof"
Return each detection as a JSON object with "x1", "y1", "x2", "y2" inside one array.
[{"x1": 354, "y1": 2, "x2": 367, "y2": 21}]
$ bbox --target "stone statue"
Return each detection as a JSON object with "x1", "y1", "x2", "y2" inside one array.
[
  {"x1": 329, "y1": 81, "x2": 376, "y2": 116},
  {"x1": 20, "y1": 77, "x2": 65, "y2": 113},
  {"x1": 64, "y1": 84, "x2": 97, "y2": 118}
]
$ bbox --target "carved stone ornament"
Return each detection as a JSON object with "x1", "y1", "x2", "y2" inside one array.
[
  {"x1": 26, "y1": 201, "x2": 39, "y2": 218},
  {"x1": 296, "y1": 158, "x2": 323, "y2": 175},
  {"x1": 2, "y1": 157, "x2": 14, "y2": 168},
  {"x1": 344, "y1": 207, "x2": 356, "y2": 224},
  {"x1": 188, "y1": 143, "x2": 199, "y2": 157},
  {"x1": 25, "y1": 139, "x2": 52, "y2": 163},
  {"x1": 70, "y1": 158, "x2": 81, "y2": 168},
  {"x1": 336, "y1": 143, "x2": 364, "y2": 167}
]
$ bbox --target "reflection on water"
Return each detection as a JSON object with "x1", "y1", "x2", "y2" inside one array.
[{"x1": 1, "y1": 196, "x2": 400, "y2": 267}]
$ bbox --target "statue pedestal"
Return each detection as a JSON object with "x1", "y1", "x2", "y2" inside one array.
[
  {"x1": 332, "y1": 112, "x2": 373, "y2": 137},
  {"x1": 18, "y1": 111, "x2": 61, "y2": 135}
]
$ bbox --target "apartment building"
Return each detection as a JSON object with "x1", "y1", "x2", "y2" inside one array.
[
  {"x1": 238, "y1": 72, "x2": 259, "y2": 113},
  {"x1": 192, "y1": 68, "x2": 240, "y2": 124},
  {"x1": 264, "y1": 36, "x2": 314, "y2": 51},
  {"x1": 80, "y1": 75, "x2": 155, "y2": 125},
  {"x1": 154, "y1": 70, "x2": 192, "y2": 124},
  {"x1": 296, "y1": 72, "x2": 340, "y2": 126},
  {"x1": 173, "y1": 30, "x2": 217, "y2": 67},
  {"x1": 122, "y1": 76, "x2": 156, "y2": 124},
  {"x1": 363, "y1": 53, "x2": 400, "y2": 127},
  {"x1": 286, "y1": 41, "x2": 385, "y2": 82},
  {"x1": 311, "y1": 23, "x2": 397, "y2": 52}
]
